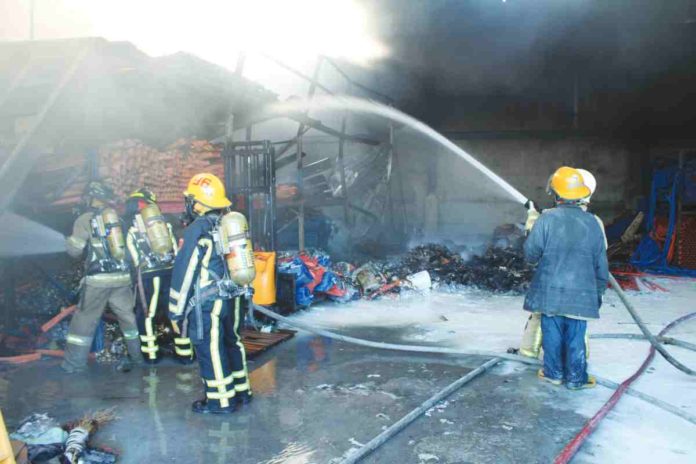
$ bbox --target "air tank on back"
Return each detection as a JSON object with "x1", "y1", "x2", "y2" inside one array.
[
  {"x1": 219, "y1": 211, "x2": 256, "y2": 286},
  {"x1": 140, "y1": 204, "x2": 173, "y2": 256},
  {"x1": 101, "y1": 207, "x2": 125, "y2": 260}
]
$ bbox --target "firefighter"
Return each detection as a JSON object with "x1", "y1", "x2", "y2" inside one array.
[
  {"x1": 62, "y1": 181, "x2": 143, "y2": 373},
  {"x1": 169, "y1": 173, "x2": 254, "y2": 414},
  {"x1": 518, "y1": 168, "x2": 603, "y2": 359},
  {"x1": 524, "y1": 167, "x2": 608, "y2": 389},
  {"x1": 125, "y1": 188, "x2": 193, "y2": 363}
]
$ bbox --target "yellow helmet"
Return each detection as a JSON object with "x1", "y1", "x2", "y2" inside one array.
[
  {"x1": 183, "y1": 173, "x2": 231, "y2": 209},
  {"x1": 548, "y1": 166, "x2": 591, "y2": 200},
  {"x1": 128, "y1": 187, "x2": 157, "y2": 204}
]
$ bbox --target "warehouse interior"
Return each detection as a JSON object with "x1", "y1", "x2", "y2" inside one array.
[{"x1": 1, "y1": 1, "x2": 696, "y2": 463}]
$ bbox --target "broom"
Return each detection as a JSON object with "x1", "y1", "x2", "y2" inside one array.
[{"x1": 63, "y1": 408, "x2": 117, "y2": 464}]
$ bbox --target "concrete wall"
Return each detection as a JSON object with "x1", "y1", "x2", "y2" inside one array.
[{"x1": 391, "y1": 135, "x2": 645, "y2": 244}]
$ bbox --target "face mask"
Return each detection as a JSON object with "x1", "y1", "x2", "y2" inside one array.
[{"x1": 184, "y1": 195, "x2": 197, "y2": 223}]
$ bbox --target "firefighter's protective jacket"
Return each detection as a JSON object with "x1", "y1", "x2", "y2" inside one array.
[{"x1": 168, "y1": 213, "x2": 226, "y2": 322}]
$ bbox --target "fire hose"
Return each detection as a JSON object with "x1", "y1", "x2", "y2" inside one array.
[
  {"x1": 607, "y1": 274, "x2": 696, "y2": 376},
  {"x1": 554, "y1": 308, "x2": 696, "y2": 464},
  {"x1": 252, "y1": 301, "x2": 696, "y2": 463}
]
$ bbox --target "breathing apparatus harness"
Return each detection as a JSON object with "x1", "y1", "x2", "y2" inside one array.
[
  {"x1": 131, "y1": 206, "x2": 176, "y2": 272},
  {"x1": 181, "y1": 209, "x2": 256, "y2": 342},
  {"x1": 87, "y1": 207, "x2": 129, "y2": 274}
]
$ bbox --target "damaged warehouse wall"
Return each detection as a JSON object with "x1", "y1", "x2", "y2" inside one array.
[{"x1": 390, "y1": 135, "x2": 645, "y2": 245}]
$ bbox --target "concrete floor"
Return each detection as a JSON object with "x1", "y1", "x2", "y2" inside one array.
[{"x1": 0, "y1": 327, "x2": 600, "y2": 464}]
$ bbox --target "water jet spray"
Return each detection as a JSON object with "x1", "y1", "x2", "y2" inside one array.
[{"x1": 0, "y1": 212, "x2": 66, "y2": 257}]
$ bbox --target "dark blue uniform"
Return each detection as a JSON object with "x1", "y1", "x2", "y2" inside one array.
[{"x1": 169, "y1": 213, "x2": 251, "y2": 408}]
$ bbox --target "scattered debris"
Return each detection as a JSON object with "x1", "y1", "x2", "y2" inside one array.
[
  {"x1": 348, "y1": 438, "x2": 365, "y2": 447},
  {"x1": 425, "y1": 400, "x2": 451, "y2": 417},
  {"x1": 9, "y1": 410, "x2": 119, "y2": 464},
  {"x1": 278, "y1": 251, "x2": 358, "y2": 307},
  {"x1": 10, "y1": 413, "x2": 66, "y2": 445},
  {"x1": 64, "y1": 408, "x2": 118, "y2": 464},
  {"x1": 418, "y1": 453, "x2": 440, "y2": 462},
  {"x1": 386, "y1": 244, "x2": 533, "y2": 294}
]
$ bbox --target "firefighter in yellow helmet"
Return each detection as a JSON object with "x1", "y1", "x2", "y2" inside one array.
[
  {"x1": 62, "y1": 181, "x2": 143, "y2": 373},
  {"x1": 519, "y1": 167, "x2": 607, "y2": 358},
  {"x1": 169, "y1": 173, "x2": 255, "y2": 414},
  {"x1": 522, "y1": 166, "x2": 608, "y2": 390},
  {"x1": 125, "y1": 187, "x2": 193, "y2": 364},
  {"x1": 518, "y1": 168, "x2": 590, "y2": 358}
]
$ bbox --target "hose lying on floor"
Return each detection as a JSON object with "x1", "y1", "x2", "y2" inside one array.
[
  {"x1": 341, "y1": 357, "x2": 503, "y2": 464},
  {"x1": 251, "y1": 304, "x2": 538, "y2": 365},
  {"x1": 554, "y1": 309, "x2": 696, "y2": 464},
  {"x1": 591, "y1": 333, "x2": 696, "y2": 352},
  {"x1": 251, "y1": 304, "x2": 696, "y2": 426},
  {"x1": 608, "y1": 274, "x2": 696, "y2": 376}
]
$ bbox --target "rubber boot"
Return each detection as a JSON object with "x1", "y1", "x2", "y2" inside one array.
[
  {"x1": 567, "y1": 375, "x2": 596, "y2": 390},
  {"x1": 61, "y1": 343, "x2": 91, "y2": 373},
  {"x1": 126, "y1": 338, "x2": 145, "y2": 364},
  {"x1": 537, "y1": 369, "x2": 563, "y2": 386},
  {"x1": 191, "y1": 399, "x2": 236, "y2": 415},
  {"x1": 236, "y1": 390, "x2": 253, "y2": 406},
  {"x1": 118, "y1": 338, "x2": 145, "y2": 372}
]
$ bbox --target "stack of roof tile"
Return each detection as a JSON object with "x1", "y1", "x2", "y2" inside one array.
[
  {"x1": 32, "y1": 139, "x2": 225, "y2": 210},
  {"x1": 98, "y1": 138, "x2": 224, "y2": 205}
]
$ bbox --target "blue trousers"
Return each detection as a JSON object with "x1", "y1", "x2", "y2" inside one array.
[
  {"x1": 188, "y1": 297, "x2": 251, "y2": 408},
  {"x1": 541, "y1": 315, "x2": 588, "y2": 387}
]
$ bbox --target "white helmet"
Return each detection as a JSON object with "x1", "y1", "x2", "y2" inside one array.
[{"x1": 577, "y1": 168, "x2": 596, "y2": 202}]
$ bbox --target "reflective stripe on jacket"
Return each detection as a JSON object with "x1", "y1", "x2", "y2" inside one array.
[{"x1": 168, "y1": 214, "x2": 226, "y2": 321}]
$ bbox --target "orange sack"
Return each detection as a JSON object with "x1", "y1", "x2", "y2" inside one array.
[{"x1": 252, "y1": 252, "x2": 277, "y2": 305}]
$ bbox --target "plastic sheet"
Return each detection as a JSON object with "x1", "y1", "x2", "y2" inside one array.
[{"x1": 10, "y1": 414, "x2": 66, "y2": 445}]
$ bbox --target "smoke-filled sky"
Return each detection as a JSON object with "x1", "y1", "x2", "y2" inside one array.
[
  {"x1": 0, "y1": 0, "x2": 391, "y2": 99},
  {"x1": 2, "y1": 0, "x2": 696, "y2": 128}
]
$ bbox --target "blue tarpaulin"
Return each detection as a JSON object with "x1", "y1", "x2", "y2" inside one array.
[{"x1": 631, "y1": 163, "x2": 696, "y2": 277}]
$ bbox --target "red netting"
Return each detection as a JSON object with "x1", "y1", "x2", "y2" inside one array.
[{"x1": 676, "y1": 216, "x2": 696, "y2": 269}]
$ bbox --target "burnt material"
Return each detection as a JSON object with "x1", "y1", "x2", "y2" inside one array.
[{"x1": 389, "y1": 244, "x2": 533, "y2": 294}]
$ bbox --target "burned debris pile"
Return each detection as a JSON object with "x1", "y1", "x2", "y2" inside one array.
[
  {"x1": 277, "y1": 242, "x2": 534, "y2": 309},
  {"x1": 387, "y1": 244, "x2": 533, "y2": 294}
]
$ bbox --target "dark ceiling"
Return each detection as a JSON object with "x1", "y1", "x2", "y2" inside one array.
[{"x1": 369, "y1": 0, "x2": 696, "y2": 136}]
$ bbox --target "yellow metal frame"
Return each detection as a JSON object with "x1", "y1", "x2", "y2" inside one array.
[{"x1": 0, "y1": 409, "x2": 16, "y2": 464}]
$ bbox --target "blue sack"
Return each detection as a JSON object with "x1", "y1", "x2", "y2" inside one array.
[
  {"x1": 316, "y1": 254, "x2": 331, "y2": 268},
  {"x1": 315, "y1": 271, "x2": 337, "y2": 293},
  {"x1": 296, "y1": 286, "x2": 314, "y2": 307},
  {"x1": 279, "y1": 259, "x2": 314, "y2": 287}
]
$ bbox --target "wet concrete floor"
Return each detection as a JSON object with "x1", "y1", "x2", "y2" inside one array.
[{"x1": 0, "y1": 328, "x2": 599, "y2": 463}]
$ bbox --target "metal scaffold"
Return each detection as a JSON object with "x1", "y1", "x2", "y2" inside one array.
[{"x1": 230, "y1": 53, "x2": 396, "y2": 251}]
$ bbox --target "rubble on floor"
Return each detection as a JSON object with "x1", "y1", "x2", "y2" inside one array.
[
  {"x1": 0, "y1": 260, "x2": 132, "y2": 364},
  {"x1": 385, "y1": 244, "x2": 533, "y2": 294},
  {"x1": 276, "y1": 240, "x2": 535, "y2": 309},
  {"x1": 9, "y1": 410, "x2": 118, "y2": 464}
]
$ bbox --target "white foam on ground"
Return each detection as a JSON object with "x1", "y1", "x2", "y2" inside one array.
[{"x1": 290, "y1": 278, "x2": 696, "y2": 463}]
